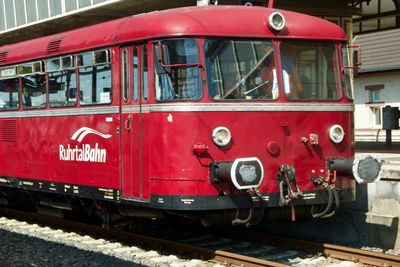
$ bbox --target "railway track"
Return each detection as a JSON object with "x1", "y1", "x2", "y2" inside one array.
[
  {"x1": 0, "y1": 207, "x2": 399, "y2": 267},
  {"x1": 0, "y1": 207, "x2": 289, "y2": 267},
  {"x1": 241, "y1": 231, "x2": 400, "y2": 267}
]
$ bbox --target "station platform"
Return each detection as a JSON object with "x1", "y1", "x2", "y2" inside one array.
[
  {"x1": 356, "y1": 142, "x2": 400, "y2": 179},
  {"x1": 262, "y1": 142, "x2": 400, "y2": 250}
]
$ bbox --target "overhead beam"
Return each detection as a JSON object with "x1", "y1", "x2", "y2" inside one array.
[{"x1": 0, "y1": 0, "x2": 363, "y2": 46}]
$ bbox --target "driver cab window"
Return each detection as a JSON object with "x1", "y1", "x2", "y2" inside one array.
[
  {"x1": 154, "y1": 38, "x2": 202, "y2": 101},
  {"x1": 204, "y1": 39, "x2": 278, "y2": 101},
  {"x1": 280, "y1": 41, "x2": 342, "y2": 101}
]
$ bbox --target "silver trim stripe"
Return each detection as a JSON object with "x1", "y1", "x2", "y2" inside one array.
[
  {"x1": 0, "y1": 106, "x2": 119, "y2": 118},
  {"x1": 147, "y1": 103, "x2": 354, "y2": 113},
  {"x1": 122, "y1": 106, "x2": 150, "y2": 114},
  {"x1": 0, "y1": 103, "x2": 354, "y2": 118}
]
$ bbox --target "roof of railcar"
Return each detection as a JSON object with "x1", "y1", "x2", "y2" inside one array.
[{"x1": 0, "y1": 6, "x2": 346, "y2": 66}]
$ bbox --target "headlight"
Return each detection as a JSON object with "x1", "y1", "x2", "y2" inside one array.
[
  {"x1": 268, "y1": 12, "x2": 286, "y2": 32},
  {"x1": 329, "y1": 124, "x2": 345, "y2": 144},
  {"x1": 212, "y1": 126, "x2": 232, "y2": 147}
]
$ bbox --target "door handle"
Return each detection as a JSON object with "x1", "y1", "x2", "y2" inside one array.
[{"x1": 125, "y1": 115, "x2": 132, "y2": 131}]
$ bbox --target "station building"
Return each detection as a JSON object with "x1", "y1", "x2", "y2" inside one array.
[{"x1": 352, "y1": 0, "x2": 400, "y2": 142}]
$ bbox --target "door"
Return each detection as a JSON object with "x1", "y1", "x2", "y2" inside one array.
[{"x1": 121, "y1": 44, "x2": 149, "y2": 200}]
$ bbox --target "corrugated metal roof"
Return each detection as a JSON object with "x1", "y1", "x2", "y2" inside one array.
[{"x1": 354, "y1": 28, "x2": 400, "y2": 73}]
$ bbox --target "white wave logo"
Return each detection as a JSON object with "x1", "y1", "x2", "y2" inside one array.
[
  {"x1": 71, "y1": 127, "x2": 112, "y2": 142},
  {"x1": 59, "y1": 127, "x2": 111, "y2": 163}
]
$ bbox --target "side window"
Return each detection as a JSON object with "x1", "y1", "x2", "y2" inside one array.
[
  {"x1": 132, "y1": 47, "x2": 139, "y2": 101},
  {"x1": 0, "y1": 78, "x2": 19, "y2": 110},
  {"x1": 22, "y1": 74, "x2": 46, "y2": 109},
  {"x1": 341, "y1": 44, "x2": 354, "y2": 100},
  {"x1": 48, "y1": 56, "x2": 77, "y2": 107},
  {"x1": 122, "y1": 49, "x2": 128, "y2": 102},
  {"x1": 154, "y1": 38, "x2": 202, "y2": 101},
  {"x1": 143, "y1": 45, "x2": 149, "y2": 101},
  {"x1": 77, "y1": 49, "x2": 112, "y2": 105}
]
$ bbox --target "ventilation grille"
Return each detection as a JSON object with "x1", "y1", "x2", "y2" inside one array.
[
  {"x1": 0, "y1": 50, "x2": 8, "y2": 63},
  {"x1": 1, "y1": 120, "x2": 17, "y2": 142},
  {"x1": 47, "y1": 38, "x2": 63, "y2": 53}
]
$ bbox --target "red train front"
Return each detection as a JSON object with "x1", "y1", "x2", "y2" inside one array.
[{"x1": 0, "y1": 6, "x2": 382, "y2": 227}]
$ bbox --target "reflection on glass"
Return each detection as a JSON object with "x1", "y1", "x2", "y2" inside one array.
[
  {"x1": 341, "y1": 44, "x2": 353, "y2": 100},
  {"x1": 380, "y1": 17, "x2": 396, "y2": 29},
  {"x1": 62, "y1": 56, "x2": 73, "y2": 68},
  {"x1": 205, "y1": 39, "x2": 277, "y2": 101},
  {"x1": 122, "y1": 49, "x2": 128, "y2": 101},
  {"x1": 0, "y1": 78, "x2": 19, "y2": 110},
  {"x1": 49, "y1": 70, "x2": 77, "y2": 107},
  {"x1": 154, "y1": 38, "x2": 202, "y2": 101},
  {"x1": 94, "y1": 50, "x2": 109, "y2": 64},
  {"x1": 143, "y1": 45, "x2": 148, "y2": 101},
  {"x1": 133, "y1": 47, "x2": 139, "y2": 101},
  {"x1": 47, "y1": 58, "x2": 61, "y2": 71},
  {"x1": 77, "y1": 53, "x2": 93, "y2": 66},
  {"x1": 362, "y1": 19, "x2": 378, "y2": 32},
  {"x1": 280, "y1": 41, "x2": 341, "y2": 101},
  {"x1": 18, "y1": 64, "x2": 33, "y2": 75},
  {"x1": 22, "y1": 74, "x2": 47, "y2": 109},
  {"x1": 79, "y1": 65, "x2": 112, "y2": 105}
]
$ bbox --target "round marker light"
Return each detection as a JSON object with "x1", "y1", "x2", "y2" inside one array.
[
  {"x1": 212, "y1": 126, "x2": 232, "y2": 147},
  {"x1": 329, "y1": 124, "x2": 345, "y2": 144},
  {"x1": 268, "y1": 12, "x2": 285, "y2": 32}
]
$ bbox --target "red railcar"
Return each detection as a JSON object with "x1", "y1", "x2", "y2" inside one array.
[{"x1": 0, "y1": 6, "x2": 381, "y2": 226}]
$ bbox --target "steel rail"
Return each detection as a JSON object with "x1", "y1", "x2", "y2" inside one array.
[
  {"x1": 246, "y1": 232, "x2": 400, "y2": 267},
  {"x1": 0, "y1": 208, "x2": 288, "y2": 267},
  {"x1": 3, "y1": 207, "x2": 397, "y2": 266}
]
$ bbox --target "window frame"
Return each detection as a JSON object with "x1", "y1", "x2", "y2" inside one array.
[
  {"x1": 121, "y1": 48, "x2": 129, "y2": 102},
  {"x1": 153, "y1": 38, "x2": 203, "y2": 102},
  {"x1": 46, "y1": 55, "x2": 78, "y2": 108},
  {"x1": 0, "y1": 77, "x2": 20, "y2": 111},
  {"x1": 21, "y1": 73, "x2": 47, "y2": 110},
  {"x1": 279, "y1": 40, "x2": 343, "y2": 102},
  {"x1": 340, "y1": 43, "x2": 354, "y2": 101},
  {"x1": 204, "y1": 38, "x2": 279, "y2": 102},
  {"x1": 76, "y1": 48, "x2": 113, "y2": 106}
]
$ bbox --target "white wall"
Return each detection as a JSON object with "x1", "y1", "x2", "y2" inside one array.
[
  {"x1": 353, "y1": 71, "x2": 400, "y2": 142},
  {"x1": 354, "y1": 71, "x2": 400, "y2": 129}
]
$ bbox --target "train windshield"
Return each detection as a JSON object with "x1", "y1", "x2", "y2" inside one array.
[
  {"x1": 280, "y1": 41, "x2": 342, "y2": 101},
  {"x1": 204, "y1": 40, "x2": 278, "y2": 100}
]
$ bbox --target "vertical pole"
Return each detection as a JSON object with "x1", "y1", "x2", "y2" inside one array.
[
  {"x1": 386, "y1": 129, "x2": 392, "y2": 146},
  {"x1": 268, "y1": 0, "x2": 274, "y2": 8}
]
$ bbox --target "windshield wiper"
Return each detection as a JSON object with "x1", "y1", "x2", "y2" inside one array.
[{"x1": 244, "y1": 80, "x2": 272, "y2": 95}]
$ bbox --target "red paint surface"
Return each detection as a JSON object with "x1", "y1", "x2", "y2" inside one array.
[{"x1": 0, "y1": 6, "x2": 353, "y2": 204}]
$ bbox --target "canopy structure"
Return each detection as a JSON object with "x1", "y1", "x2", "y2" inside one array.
[{"x1": 0, "y1": 0, "x2": 364, "y2": 45}]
